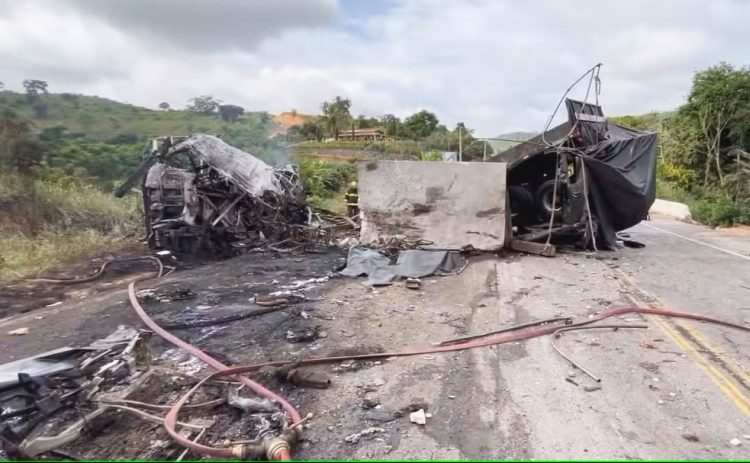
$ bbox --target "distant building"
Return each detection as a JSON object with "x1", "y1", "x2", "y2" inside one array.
[{"x1": 337, "y1": 128, "x2": 385, "y2": 141}]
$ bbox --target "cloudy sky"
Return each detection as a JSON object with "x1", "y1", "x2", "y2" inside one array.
[{"x1": 1, "y1": 0, "x2": 748, "y2": 135}]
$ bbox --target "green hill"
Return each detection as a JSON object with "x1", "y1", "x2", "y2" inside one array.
[
  {"x1": 0, "y1": 91, "x2": 243, "y2": 140},
  {"x1": 0, "y1": 91, "x2": 282, "y2": 183},
  {"x1": 489, "y1": 131, "x2": 537, "y2": 153}
]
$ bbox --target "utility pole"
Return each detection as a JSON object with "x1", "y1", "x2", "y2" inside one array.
[
  {"x1": 458, "y1": 123, "x2": 463, "y2": 162},
  {"x1": 483, "y1": 139, "x2": 487, "y2": 161}
]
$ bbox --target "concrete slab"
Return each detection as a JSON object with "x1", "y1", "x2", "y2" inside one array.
[
  {"x1": 357, "y1": 160, "x2": 508, "y2": 250},
  {"x1": 649, "y1": 198, "x2": 692, "y2": 222}
]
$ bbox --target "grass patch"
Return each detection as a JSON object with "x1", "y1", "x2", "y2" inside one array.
[
  {"x1": 0, "y1": 174, "x2": 142, "y2": 281},
  {"x1": 657, "y1": 180, "x2": 750, "y2": 227},
  {"x1": 296, "y1": 139, "x2": 423, "y2": 157}
]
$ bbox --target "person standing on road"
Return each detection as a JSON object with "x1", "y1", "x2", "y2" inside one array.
[{"x1": 345, "y1": 181, "x2": 359, "y2": 218}]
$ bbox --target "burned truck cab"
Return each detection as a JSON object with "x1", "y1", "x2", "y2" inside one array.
[{"x1": 116, "y1": 135, "x2": 308, "y2": 256}]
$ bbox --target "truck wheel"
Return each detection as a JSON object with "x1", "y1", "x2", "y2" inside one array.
[
  {"x1": 509, "y1": 186, "x2": 534, "y2": 216},
  {"x1": 536, "y1": 179, "x2": 563, "y2": 221}
]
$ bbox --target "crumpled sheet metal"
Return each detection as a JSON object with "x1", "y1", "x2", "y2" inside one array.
[
  {"x1": 0, "y1": 326, "x2": 142, "y2": 389},
  {"x1": 340, "y1": 245, "x2": 466, "y2": 286},
  {"x1": 0, "y1": 347, "x2": 87, "y2": 390},
  {"x1": 174, "y1": 134, "x2": 282, "y2": 197}
]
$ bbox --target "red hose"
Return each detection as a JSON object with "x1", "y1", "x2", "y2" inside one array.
[
  {"x1": 128, "y1": 283, "x2": 301, "y2": 459},
  {"x1": 137, "y1": 284, "x2": 749, "y2": 461}
]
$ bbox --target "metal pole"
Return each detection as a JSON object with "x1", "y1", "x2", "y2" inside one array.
[
  {"x1": 458, "y1": 125, "x2": 463, "y2": 162},
  {"x1": 483, "y1": 139, "x2": 487, "y2": 161}
]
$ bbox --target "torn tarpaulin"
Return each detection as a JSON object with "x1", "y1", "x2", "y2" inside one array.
[{"x1": 340, "y1": 246, "x2": 466, "y2": 286}]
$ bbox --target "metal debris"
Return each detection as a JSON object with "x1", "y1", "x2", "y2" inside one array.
[{"x1": 344, "y1": 427, "x2": 385, "y2": 444}]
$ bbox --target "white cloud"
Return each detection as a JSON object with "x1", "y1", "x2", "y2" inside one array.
[{"x1": 0, "y1": 0, "x2": 748, "y2": 135}]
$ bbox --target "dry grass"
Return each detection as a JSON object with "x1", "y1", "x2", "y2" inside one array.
[{"x1": 0, "y1": 174, "x2": 142, "y2": 281}]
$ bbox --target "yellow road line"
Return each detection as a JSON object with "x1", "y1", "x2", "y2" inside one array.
[
  {"x1": 645, "y1": 313, "x2": 750, "y2": 417},
  {"x1": 679, "y1": 320, "x2": 750, "y2": 385},
  {"x1": 612, "y1": 267, "x2": 750, "y2": 418}
]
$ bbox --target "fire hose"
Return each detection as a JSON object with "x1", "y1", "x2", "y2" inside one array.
[
  {"x1": 31, "y1": 256, "x2": 164, "y2": 284},
  {"x1": 128, "y1": 283, "x2": 300, "y2": 460},
  {"x1": 129, "y1": 279, "x2": 750, "y2": 460}
]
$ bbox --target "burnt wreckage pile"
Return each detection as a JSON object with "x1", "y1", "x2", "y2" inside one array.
[
  {"x1": 492, "y1": 98, "x2": 657, "y2": 250},
  {"x1": 116, "y1": 135, "x2": 310, "y2": 254}
]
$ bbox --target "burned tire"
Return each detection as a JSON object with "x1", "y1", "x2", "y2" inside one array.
[
  {"x1": 509, "y1": 186, "x2": 534, "y2": 217},
  {"x1": 536, "y1": 179, "x2": 563, "y2": 221}
]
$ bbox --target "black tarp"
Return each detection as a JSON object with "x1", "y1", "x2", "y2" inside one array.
[
  {"x1": 503, "y1": 99, "x2": 658, "y2": 249},
  {"x1": 577, "y1": 120, "x2": 657, "y2": 248}
]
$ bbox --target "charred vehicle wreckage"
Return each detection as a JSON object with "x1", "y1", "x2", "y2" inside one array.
[
  {"x1": 114, "y1": 135, "x2": 337, "y2": 255},
  {"x1": 492, "y1": 98, "x2": 658, "y2": 250}
]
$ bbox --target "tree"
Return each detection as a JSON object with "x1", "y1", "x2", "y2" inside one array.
[
  {"x1": 299, "y1": 120, "x2": 325, "y2": 141},
  {"x1": 463, "y1": 139, "x2": 494, "y2": 161},
  {"x1": 0, "y1": 82, "x2": 4, "y2": 90},
  {"x1": 669, "y1": 63, "x2": 750, "y2": 188},
  {"x1": 32, "y1": 101, "x2": 49, "y2": 118},
  {"x1": 22, "y1": 79, "x2": 48, "y2": 103},
  {"x1": 320, "y1": 96, "x2": 351, "y2": 139},
  {"x1": 355, "y1": 114, "x2": 378, "y2": 129},
  {"x1": 159, "y1": 102, "x2": 170, "y2": 111},
  {"x1": 218, "y1": 104, "x2": 244, "y2": 122},
  {"x1": 380, "y1": 114, "x2": 401, "y2": 137},
  {"x1": 187, "y1": 95, "x2": 220, "y2": 113},
  {"x1": 403, "y1": 110, "x2": 439, "y2": 139},
  {"x1": 0, "y1": 111, "x2": 47, "y2": 174}
]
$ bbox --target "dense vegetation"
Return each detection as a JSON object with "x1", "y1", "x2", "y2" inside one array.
[
  {"x1": 610, "y1": 63, "x2": 750, "y2": 226},
  {"x1": 290, "y1": 97, "x2": 495, "y2": 161},
  {"x1": 1, "y1": 62, "x2": 748, "y2": 278}
]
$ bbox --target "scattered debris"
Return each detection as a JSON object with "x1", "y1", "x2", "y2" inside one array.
[
  {"x1": 0, "y1": 327, "x2": 153, "y2": 458},
  {"x1": 276, "y1": 365, "x2": 331, "y2": 389},
  {"x1": 366, "y1": 410, "x2": 396, "y2": 422},
  {"x1": 409, "y1": 409, "x2": 428, "y2": 425},
  {"x1": 362, "y1": 391, "x2": 381, "y2": 409},
  {"x1": 285, "y1": 326, "x2": 321, "y2": 343},
  {"x1": 344, "y1": 427, "x2": 385, "y2": 444},
  {"x1": 395, "y1": 400, "x2": 429, "y2": 418},
  {"x1": 583, "y1": 386, "x2": 602, "y2": 392},
  {"x1": 227, "y1": 388, "x2": 279, "y2": 413},
  {"x1": 136, "y1": 286, "x2": 196, "y2": 303},
  {"x1": 682, "y1": 434, "x2": 700, "y2": 442},
  {"x1": 405, "y1": 277, "x2": 421, "y2": 290},
  {"x1": 7, "y1": 327, "x2": 29, "y2": 336},
  {"x1": 565, "y1": 377, "x2": 579, "y2": 386},
  {"x1": 729, "y1": 438, "x2": 742, "y2": 447}
]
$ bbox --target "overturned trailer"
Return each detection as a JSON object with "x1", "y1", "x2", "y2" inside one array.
[
  {"x1": 115, "y1": 135, "x2": 308, "y2": 254},
  {"x1": 490, "y1": 99, "x2": 658, "y2": 249}
]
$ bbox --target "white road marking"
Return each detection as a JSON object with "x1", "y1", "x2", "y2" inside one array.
[{"x1": 641, "y1": 222, "x2": 750, "y2": 261}]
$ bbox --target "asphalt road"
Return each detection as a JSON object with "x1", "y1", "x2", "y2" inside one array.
[
  {"x1": 1, "y1": 218, "x2": 748, "y2": 459},
  {"x1": 296, "y1": 218, "x2": 750, "y2": 459}
]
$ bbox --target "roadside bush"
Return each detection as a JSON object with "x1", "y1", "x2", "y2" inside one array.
[
  {"x1": 298, "y1": 159, "x2": 356, "y2": 199},
  {"x1": 657, "y1": 179, "x2": 750, "y2": 226},
  {"x1": 692, "y1": 195, "x2": 750, "y2": 227},
  {"x1": 657, "y1": 161, "x2": 695, "y2": 191}
]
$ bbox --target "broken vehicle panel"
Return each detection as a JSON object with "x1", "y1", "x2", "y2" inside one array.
[{"x1": 492, "y1": 99, "x2": 657, "y2": 249}]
